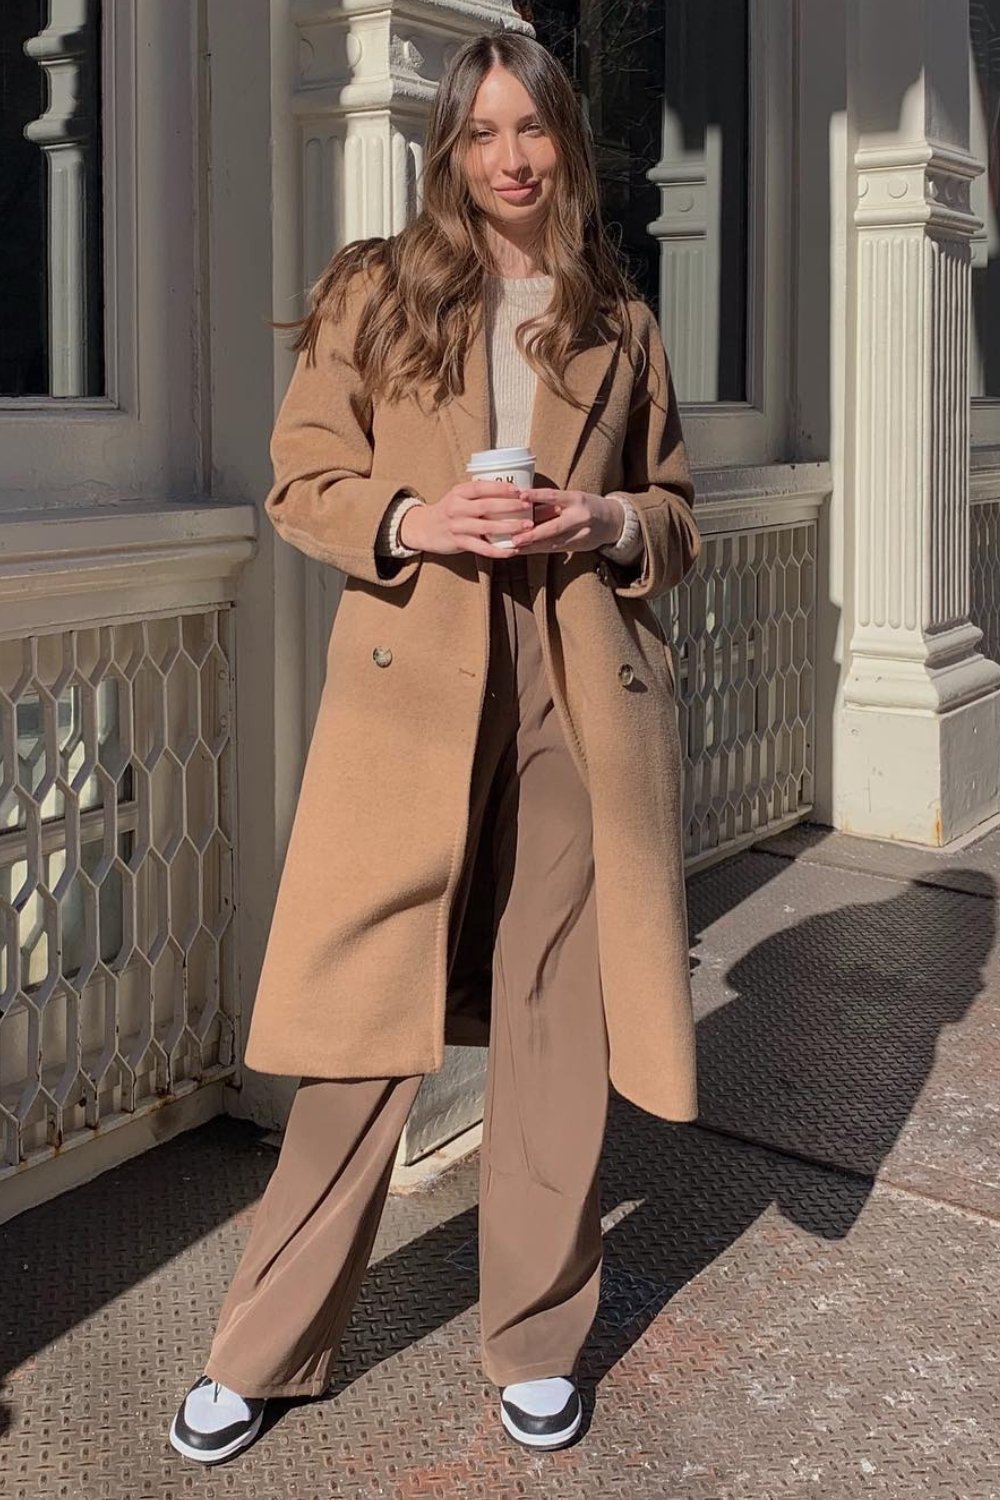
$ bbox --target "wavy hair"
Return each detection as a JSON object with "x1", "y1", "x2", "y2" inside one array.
[{"x1": 288, "y1": 30, "x2": 646, "y2": 411}]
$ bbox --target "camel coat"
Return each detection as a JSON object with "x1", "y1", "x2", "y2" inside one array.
[{"x1": 243, "y1": 270, "x2": 702, "y2": 1122}]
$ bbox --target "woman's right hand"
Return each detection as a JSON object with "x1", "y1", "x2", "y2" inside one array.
[{"x1": 399, "y1": 481, "x2": 535, "y2": 558}]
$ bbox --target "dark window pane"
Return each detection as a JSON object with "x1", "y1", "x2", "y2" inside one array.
[
  {"x1": 518, "y1": 0, "x2": 665, "y2": 308},
  {"x1": 519, "y1": 0, "x2": 749, "y2": 402},
  {"x1": 971, "y1": 0, "x2": 1000, "y2": 399},
  {"x1": 0, "y1": 1, "x2": 47, "y2": 394},
  {"x1": 0, "y1": 0, "x2": 104, "y2": 397}
]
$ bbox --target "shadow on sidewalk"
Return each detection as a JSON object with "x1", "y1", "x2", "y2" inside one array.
[
  {"x1": 0, "y1": 1117, "x2": 274, "y2": 1441},
  {"x1": 1, "y1": 859, "x2": 995, "y2": 1439},
  {"x1": 693, "y1": 859, "x2": 997, "y2": 1215},
  {"x1": 579, "y1": 857, "x2": 997, "y2": 1388}
]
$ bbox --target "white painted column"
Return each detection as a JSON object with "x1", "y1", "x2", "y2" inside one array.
[
  {"x1": 24, "y1": 0, "x2": 101, "y2": 397},
  {"x1": 283, "y1": 0, "x2": 530, "y2": 1166},
  {"x1": 838, "y1": 0, "x2": 1000, "y2": 845}
]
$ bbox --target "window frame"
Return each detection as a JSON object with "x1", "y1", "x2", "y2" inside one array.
[
  {"x1": 0, "y1": 1, "x2": 203, "y2": 505},
  {"x1": 665, "y1": 0, "x2": 794, "y2": 469},
  {"x1": 969, "y1": 2, "x2": 1000, "y2": 443}
]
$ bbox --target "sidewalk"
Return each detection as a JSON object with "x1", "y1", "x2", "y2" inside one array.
[{"x1": 3, "y1": 823, "x2": 999, "y2": 1499}]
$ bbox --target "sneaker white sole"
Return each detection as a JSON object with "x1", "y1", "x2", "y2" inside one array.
[
  {"x1": 500, "y1": 1402, "x2": 582, "y2": 1450},
  {"x1": 168, "y1": 1407, "x2": 265, "y2": 1464}
]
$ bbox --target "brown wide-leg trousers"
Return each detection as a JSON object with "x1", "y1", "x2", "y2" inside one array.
[{"x1": 204, "y1": 556, "x2": 610, "y2": 1398}]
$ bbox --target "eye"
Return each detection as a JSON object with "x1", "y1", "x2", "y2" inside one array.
[{"x1": 471, "y1": 129, "x2": 492, "y2": 141}]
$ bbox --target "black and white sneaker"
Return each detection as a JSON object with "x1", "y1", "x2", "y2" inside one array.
[
  {"x1": 169, "y1": 1375, "x2": 266, "y2": 1464},
  {"x1": 500, "y1": 1376, "x2": 582, "y2": 1450}
]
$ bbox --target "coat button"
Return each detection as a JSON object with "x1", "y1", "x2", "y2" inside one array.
[
  {"x1": 372, "y1": 646, "x2": 393, "y2": 668},
  {"x1": 618, "y1": 663, "x2": 635, "y2": 687}
]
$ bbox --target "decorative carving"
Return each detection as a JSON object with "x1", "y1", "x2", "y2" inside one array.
[
  {"x1": 854, "y1": 145, "x2": 979, "y2": 235},
  {"x1": 389, "y1": 33, "x2": 425, "y2": 77}
]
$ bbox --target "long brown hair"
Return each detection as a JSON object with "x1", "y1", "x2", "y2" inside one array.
[{"x1": 290, "y1": 30, "x2": 645, "y2": 411}]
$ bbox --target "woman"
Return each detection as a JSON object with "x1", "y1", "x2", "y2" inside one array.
[{"x1": 169, "y1": 28, "x2": 700, "y2": 1465}]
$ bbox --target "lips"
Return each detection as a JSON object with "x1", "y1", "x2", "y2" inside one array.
[{"x1": 495, "y1": 182, "x2": 540, "y2": 199}]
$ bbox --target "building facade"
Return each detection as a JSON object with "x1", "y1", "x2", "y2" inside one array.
[{"x1": 1, "y1": 0, "x2": 998, "y2": 1218}]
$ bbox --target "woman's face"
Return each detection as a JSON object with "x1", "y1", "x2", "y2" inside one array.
[{"x1": 462, "y1": 65, "x2": 558, "y2": 238}]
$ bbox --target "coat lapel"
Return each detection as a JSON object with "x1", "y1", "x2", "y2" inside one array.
[
  {"x1": 438, "y1": 305, "x2": 622, "y2": 493},
  {"x1": 528, "y1": 326, "x2": 621, "y2": 492},
  {"x1": 436, "y1": 302, "x2": 622, "y2": 636}
]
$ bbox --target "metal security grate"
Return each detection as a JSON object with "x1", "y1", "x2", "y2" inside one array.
[
  {"x1": 663, "y1": 522, "x2": 816, "y2": 865},
  {"x1": 971, "y1": 499, "x2": 1000, "y2": 666},
  {"x1": 0, "y1": 610, "x2": 237, "y2": 1172}
]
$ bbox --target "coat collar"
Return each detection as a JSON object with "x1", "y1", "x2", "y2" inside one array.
[{"x1": 437, "y1": 303, "x2": 621, "y2": 494}]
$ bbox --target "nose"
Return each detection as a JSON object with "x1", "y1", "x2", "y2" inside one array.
[{"x1": 500, "y1": 134, "x2": 531, "y2": 174}]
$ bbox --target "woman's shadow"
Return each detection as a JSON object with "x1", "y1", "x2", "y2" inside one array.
[{"x1": 577, "y1": 854, "x2": 997, "y2": 1397}]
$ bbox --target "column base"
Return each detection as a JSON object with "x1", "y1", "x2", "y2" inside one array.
[{"x1": 838, "y1": 686, "x2": 1000, "y2": 845}]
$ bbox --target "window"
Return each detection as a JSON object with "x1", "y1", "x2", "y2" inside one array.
[
  {"x1": 520, "y1": 0, "x2": 790, "y2": 466},
  {"x1": 970, "y1": 0, "x2": 1000, "y2": 404},
  {"x1": 0, "y1": 3, "x2": 202, "y2": 509},
  {"x1": 0, "y1": 0, "x2": 104, "y2": 397}
]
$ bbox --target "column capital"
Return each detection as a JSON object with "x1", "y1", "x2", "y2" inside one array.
[
  {"x1": 854, "y1": 141, "x2": 982, "y2": 238},
  {"x1": 291, "y1": 0, "x2": 531, "y2": 117}
]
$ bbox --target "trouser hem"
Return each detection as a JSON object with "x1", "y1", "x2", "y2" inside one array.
[
  {"x1": 483, "y1": 1355, "x2": 581, "y2": 1388},
  {"x1": 202, "y1": 1357, "x2": 328, "y2": 1402}
]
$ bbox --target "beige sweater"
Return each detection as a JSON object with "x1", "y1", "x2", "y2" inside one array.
[{"x1": 377, "y1": 275, "x2": 645, "y2": 573}]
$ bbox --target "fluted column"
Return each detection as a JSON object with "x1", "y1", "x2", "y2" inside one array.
[
  {"x1": 24, "y1": 0, "x2": 102, "y2": 397},
  {"x1": 286, "y1": 0, "x2": 530, "y2": 1165},
  {"x1": 839, "y1": 0, "x2": 1000, "y2": 845}
]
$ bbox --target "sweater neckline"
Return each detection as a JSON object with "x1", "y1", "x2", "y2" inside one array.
[{"x1": 487, "y1": 271, "x2": 553, "y2": 284}]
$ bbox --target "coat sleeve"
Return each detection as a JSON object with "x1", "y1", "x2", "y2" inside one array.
[
  {"x1": 609, "y1": 304, "x2": 701, "y2": 603},
  {"x1": 264, "y1": 279, "x2": 424, "y2": 587}
]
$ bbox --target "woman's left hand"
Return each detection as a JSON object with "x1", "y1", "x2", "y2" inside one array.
[{"x1": 510, "y1": 488, "x2": 624, "y2": 554}]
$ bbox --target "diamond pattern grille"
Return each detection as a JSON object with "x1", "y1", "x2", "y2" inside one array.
[
  {"x1": 660, "y1": 522, "x2": 817, "y2": 865},
  {"x1": 971, "y1": 500, "x2": 1000, "y2": 666},
  {"x1": 0, "y1": 612, "x2": 237, "y2": 1172}
]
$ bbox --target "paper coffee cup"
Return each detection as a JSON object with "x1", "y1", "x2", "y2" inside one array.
[{"x1": 465, "y1": 446, "x2": 536, "y2": 548}]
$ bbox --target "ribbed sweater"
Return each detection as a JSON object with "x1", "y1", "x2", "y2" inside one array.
[{"x1": 376, "y1": 275, "x2": 645, "y2": 573}]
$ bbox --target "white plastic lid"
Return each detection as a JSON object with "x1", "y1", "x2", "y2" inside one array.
[{"x1": 466, "y1": 447, "x2": 534, "y2": 468}]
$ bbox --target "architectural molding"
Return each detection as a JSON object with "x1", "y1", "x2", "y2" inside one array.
[
  {"x1": 855, "y1": 141, "x2": 981, "y2": 235},
  {"x1": 0, "y1": 501, "x2": 257, "y2": 635},
  {"x1": 691, "y1": 461, "x2": 830, "y2": 534},
  {"x1": 292, "y1": 0, "x2": 531, "y2": 118}
]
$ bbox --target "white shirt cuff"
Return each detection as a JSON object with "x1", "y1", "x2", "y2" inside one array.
[
  {"x1": 599, "y1": 493, "x2": 644, "y2": 566},
  {"x1": 376, "y1": 492, "x2": 425, "y2": 558}
]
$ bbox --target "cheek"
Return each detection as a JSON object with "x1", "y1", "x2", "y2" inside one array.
[
  {"x1": 463, "y1": 147, "x2": 486, "y2": 188},
  {"x1": 536, "y1": 141, "x2": 559, "y2": 175}
]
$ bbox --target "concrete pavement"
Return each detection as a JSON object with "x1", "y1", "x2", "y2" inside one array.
[{"x1": 3, "y1": 823, "x2": 999, "y2": 1498}]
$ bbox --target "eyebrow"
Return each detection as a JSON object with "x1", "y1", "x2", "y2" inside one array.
[{"x1": 468, "y1": 113, "x2": 540, "y2": 126}]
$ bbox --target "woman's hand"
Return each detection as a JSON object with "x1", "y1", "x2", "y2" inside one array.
[
  {"x1": 399, "y1": 480, "x2": 536, "y2": 557},
  {"x1": 508, "y1": 489, "x2": 625, "y2": 554}
]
